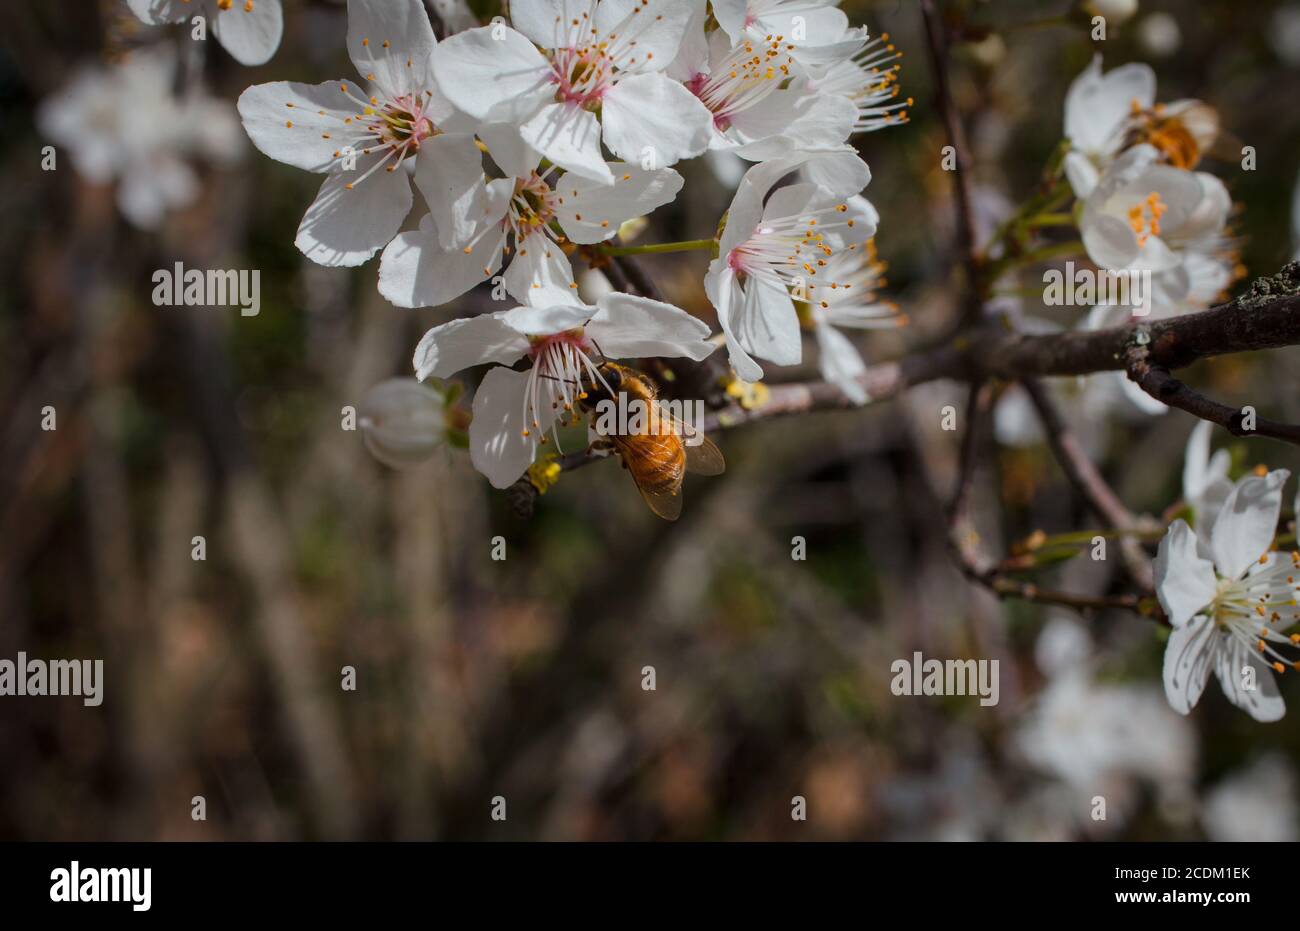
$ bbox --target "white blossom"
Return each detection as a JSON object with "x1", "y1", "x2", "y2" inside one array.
[
  {"x1": 38, "y1": 45, "x2": 243, "y2": 229},
  {"x1": 705, "y1": 151, "x2": 875, "y2": 381},
  {"x1": 127, "y1": 0, "x2": 283, "y2": 67},
  {"x1": 432, "y1": 0, "x2": 713, "y2": 184},
  {"x1": 1155, "y1": 469, "x2": 1298, "y2": 722},
  {"x1": 238, "y1": 0, "x2": 470, "y2": 267},
  {"x1": 411, "y1": 295, "x2": 716, "y2": 487}
]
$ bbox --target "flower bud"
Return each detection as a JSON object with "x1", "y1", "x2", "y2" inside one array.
[{"x1": 359, "y1": 378, "x2": 446, "y2": 469}]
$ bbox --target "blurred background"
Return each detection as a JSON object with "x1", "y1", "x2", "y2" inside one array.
[{"x1": 2, "y1": 0, "x2": 1300, "y2": 841}]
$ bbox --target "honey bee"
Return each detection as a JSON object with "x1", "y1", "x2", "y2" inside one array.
[
  {"x1": 577, "y1": 362, "x2": 724, "y2": 521},
  {"x1": 1123, "y1": 101, "x2": 1222, "y2": 170}
]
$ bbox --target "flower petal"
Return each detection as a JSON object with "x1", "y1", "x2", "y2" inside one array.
[
  {"x1": 1153, "y1": 519, "x2": 1218, "y2": 628},
  {"x1": 411, "y1": 311, "x2": 529, "y2": 381},
  {"x1": 706, "y1": 262, "x2": 764, "y2": 382},
  {"x1": 238, "y1": 80, "x2": 357, "y2": 173},
  {"x1": 296, "y1": 159, "x2": 413, "y2": 266},
  {"x1": 736, "y1": 277, "x2": 801, "y2": 367},
  {"x1": 1065, "y1": 55, "x2": 1154, "y2": 156},
  {"x1": 378, "y1": 216, "x2": 506, "y2": 308},
  {"x1": 126, "y1": 0, "x2": 187, "y2": 25},
  {"x1": 469, "y1": 366, "x2": 556, "y2": 488},
  {"x1": 477, "y1": 121, "x2": 541, "y2": 179},
  {"x1": 1210, "y1": 469, "x2": 1291, "y2": 580},
  {"x1": 212, "y1": 0, "x2": 284, "y2": 67},
  {"x1": 594, "y1": 0, "x2": 698, "y2": 67},
  {"x1": 553, "y1": 163, "x2": 683, "y2": 244},
  {"x1": 585, "y1": 292, "x2": 716, "y2": 361},
  {"x1": 500, "y1": 302, "x2": 595, "y2": 336},
  {"x1": 432, "y1": 25, "x2": 553, "y2": 122},
  {"x1": 601, "y1": 72, "x2": 713, "y2": 167},
  {"x1": 1215, "y1": 639, "x2": 1286, "y2": 722},
  {"x1": 1162, "y1": 615, "x2": 1216, "y2": 715},
  {"x1": 504, "y1": 231, "x2": 582, "y2": 306},
  {"x1": 518, "y1": 102, "x2": 612, "y2": 184},
  {"x1": 412, "y1": 133, "x2": 487, "y2": 250},
  {"x1": 347, "y1": 0, "x2": 437, "y2": 99},
  {"x1": 814, "y1": 323, "x2": 868, "y2": 405}
]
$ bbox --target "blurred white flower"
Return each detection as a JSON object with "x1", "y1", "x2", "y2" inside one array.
[
  {"x1": 38, "y1": 45, "x2": 243, "y2": 229},
  {"x1": 239, "y1": 0, "x2": 469, "y2": 267},
  {"x1": 1202, "y1": 754, "x2": 1300, "y2": 842},
  {"x1": 1063, "y1": 55, "x2": 1217, "y2": 198},
  {"x1": 1270, "y1": 4, "x2": 1300, "y2": 67},
  {"x1": 1136, "y1": 13, "x2": 1181, "y2": 58},
  {"x1": 1084, "y1": 0, "x2": 1139, "y2": 27},
  {"x1": 705, "y1": 151, "x2": 874, "y2": 381},
  {"x1": 410, "y1": 295, "x2": 716, "y2": 487},
  {"x1": 432, "y1": 0, "x2": 712, "y2": 184},
  {"x1": 1155, "y1": 469, "x2": 1298, "y2": 722},
  {"x1": 127, "y1": 0, "x2": 283, "y2": 67},
  {"x1": 1080, "y1": 145, "x2": 1230, "y2": 305},
  {"x1": 1017, "y1": 672, "x2": 1196, "y2": 830},
  {"x1": 1016, "y1": 616, "x2": 1197, "y2": 835},
  {"x1": 359, "y1": 378, "x2": 447, "y2": 468}
]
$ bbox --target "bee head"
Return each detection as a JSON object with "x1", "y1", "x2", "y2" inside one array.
[{"x1": 577, "y1": 363, "x2": 619, "y2": 412}]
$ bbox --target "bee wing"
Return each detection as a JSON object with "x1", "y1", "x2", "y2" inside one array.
[
  {"x1": 636, "y1": 483, "x2": 683, "y2": 521},
  {"x1": 655, "y1": 409, "x2": 726, "y2": 476},
  {"x1": 683, "y1": 432, "x2": 725, "y2": 476}
]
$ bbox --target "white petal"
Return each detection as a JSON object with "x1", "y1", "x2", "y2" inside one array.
[
  {"x1": 585, "y1": 293, "x2": 716, "y2": 360},
  {"x1": 501, "y1": 302, "x2": 594, "y2": 336},
  {"x1": 518, "y1": 102, "x2": 612, "y2": 184},
  {"x1": 1063, "y1": 151, "x2": 1100, "y2": 199},
  {"x1": 706, "y1": 263, "x2": 764, "y2": 382},
  {"x1": 469, "y1": 366, "x2": 555, "y2": 488},
  {"x1": 1162, "y1": 615, "x2": 1217, "y2": 715},
  {"x1": 797, "y1": 150, "x2": 872, "y2": 200},
  {"x1": 732, "y1": 92, "x2": 857, "y2": 160},
  {"x1": 127, "y1": 0, "x2": 187, "y2": 25},
  {"x1": 212, "y1": 0, "x2": 283, "y2": 66},
  {"x1": 412, "y1": 133, "x2": 487, "y2": 249},
  {"x1": 238, "y1": 80, "x2": 357, "y2": 173},
  {"x1": 1153, "y1": 519, "x2": 1218, "y2": 628},
  {"x1": 553, "y1": 163, "x2": 683, "y2": 244},
  {"x1": 1215, "y1": 640, "x2": 1286, "y2": 722},
  {"x1": 118, "y1": 157, "x2": 197, "y2": 229},
  {"x1": 1065, "y1": 55, "x2": 1154, "y2": 155},
  {"x1": 1182, "y1": 420, "x2": 1216, "y2": 501},
  {"x1": 347, "y1": 0, "x2": 436, "y2": 99},
  {"x1": 432, "y1": 26, "x2": 553, "y2": 122},
  {"x1": 1211, "y1": 469, "x2": 1290, "y2": 581},
  {"x1": 378, "y1": 217, "x2": 505, "y2": 308},
  {"x1": 735, "y1": 277, "x2": 801, "y2": 367},
  {"x1": 476, "y1": 122, "x2": 541, "y2": 178},
  {"x1": 595, "y1": 0, "x2": 698, "y2": 67},
  {"x1": 601, "y1": 73, "x2": 713, "y2": 166},
  {"x1": 1082, "y1": 212, "x2": 1140, "y2": 270},
  {"x1": 504, "y1": 231, "x2": 582, "y2": 306},
  {"x1": 411, "y1": 311, "x2": 529, "y2": 381},
  {"x1": 815, "y1": 323, "x2": 868, "y2": 405},
  {"x1": 509, "y1": 0, "x2": 575, "y2": 48},
  {"x1": 296, "y1": 161, "x2": 413, "y2": 266}
]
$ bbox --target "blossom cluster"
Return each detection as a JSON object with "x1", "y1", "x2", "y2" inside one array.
[{"x1": 232, "y1": 0, "x2": 909, "y2": 487}]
